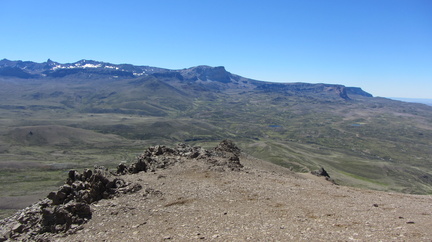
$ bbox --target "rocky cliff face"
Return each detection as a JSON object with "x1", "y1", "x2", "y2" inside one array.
[
  {"x1": 179, "y1": 66, "x2": 234, "y2": 83},
  {"x1": 346, "y1": 87, "x2": 373, "y2": 97}
]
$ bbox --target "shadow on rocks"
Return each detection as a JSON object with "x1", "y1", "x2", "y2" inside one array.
[{"x1": 0, "y1": 167, "x2": 142, "y2": 241}]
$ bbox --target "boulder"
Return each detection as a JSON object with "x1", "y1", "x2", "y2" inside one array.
[{"x1": 312, "y1": 167, "x2": 330, "y2": 178}]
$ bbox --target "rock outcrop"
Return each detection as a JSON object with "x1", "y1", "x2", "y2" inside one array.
[
  {"x1": 0, "y1": 167, "x2": 141, "y2": 241},
  {"x1": 312, "y1": 167, "x2": 330, "y2": 178},
  {"x1": 0, "y1": 140, "x2": 242, "y2": 241},
  {"x1": 118, "y1": 140, "x2": 243, "y2": 175}
]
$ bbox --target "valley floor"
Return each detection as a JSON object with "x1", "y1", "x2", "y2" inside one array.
[{"x1": 64, "y1": 155, "x2": 432, "y2": 241}]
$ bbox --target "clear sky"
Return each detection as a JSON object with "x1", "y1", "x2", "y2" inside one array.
[{"x1": 1, "y1": 0, "x2": 431, "y2": 98}]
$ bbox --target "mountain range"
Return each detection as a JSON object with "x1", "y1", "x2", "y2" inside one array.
[
  {"x1": 0, "y1": 58, "x2": 371, "y2": 101},
  {"x1": 0, "y1": 58, "x2": 432, "y2": 219}
]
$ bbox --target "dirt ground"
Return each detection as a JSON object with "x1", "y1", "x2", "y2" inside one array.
[{"x1": 63, "y1": 155, "x2": 432, "y2": 241}]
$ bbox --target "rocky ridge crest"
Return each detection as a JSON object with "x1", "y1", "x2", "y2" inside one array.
[{"x1": 0, "y1": 140, "x2": 242, "y2": 241}]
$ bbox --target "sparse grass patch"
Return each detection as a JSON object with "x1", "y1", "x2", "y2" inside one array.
[{"x1": 337, "y1": 170, "x2": 389, "y2": 186}]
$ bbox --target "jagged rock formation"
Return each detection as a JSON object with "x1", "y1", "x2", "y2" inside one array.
[
  {"x1": 214, "y1": 139, "x2": 241, "y2": 156},
  {"x1": 0, "y1": 140, "x2": 242, "y2": 241},
  {"x1": 0, "y1": 166, "x2": 141, "y2": 241},
  {"x1": 118, "y1": 140, "x2": 243, "y2": 175}
]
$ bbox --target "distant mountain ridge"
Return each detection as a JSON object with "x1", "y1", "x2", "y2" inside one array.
[
  {"x1": 0, "y1": 59, "x2": 167, "y2": 78},
  {"x1": 0, "y1": 59, "x2": 372, "y2": 100}
]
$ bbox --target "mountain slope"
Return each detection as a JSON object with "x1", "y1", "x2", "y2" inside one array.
[{"x1": 0, "y1": 59, "x2": 431, "y2": 201}]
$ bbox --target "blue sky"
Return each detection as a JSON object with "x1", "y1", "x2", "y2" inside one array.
[{"x1": 1, "y1": 0, "x2": 431, "y2": 98}]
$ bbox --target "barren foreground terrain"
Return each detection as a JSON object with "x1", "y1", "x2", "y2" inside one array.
[
  {"x1": 2, "y1": 142, "x2": 431, "y2": 241},
  {"x1": 65, "y1": 156, "x2": 432, "y2": 241}
]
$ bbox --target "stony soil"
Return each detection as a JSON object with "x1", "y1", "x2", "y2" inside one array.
[
  {"x1": 69, "y1": 158, "x2": 432, "y2": 241},
  {"x1": 2, "y1": 141, "x2": 432, "y2": 241}
]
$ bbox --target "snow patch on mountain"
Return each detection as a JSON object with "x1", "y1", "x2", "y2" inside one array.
[{"x1": 52, "y1": 63, "x2": 120, "y2": 71}]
